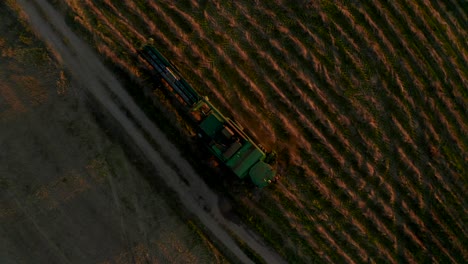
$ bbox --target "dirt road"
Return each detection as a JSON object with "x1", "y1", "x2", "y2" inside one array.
[
  {"x1": 1, "y1": 2, "x2": 230, "y2": 263},
  {"x1": 14, "y1": 0, "x2": 285, "y2": 263}
]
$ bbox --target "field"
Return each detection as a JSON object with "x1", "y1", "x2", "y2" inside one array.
[
  {"x1": 5, "y1": 0, "x2": 468, "y2": 263},
  {"x1": 0, "y1": 1, "x2": 231, "y2": 263}
]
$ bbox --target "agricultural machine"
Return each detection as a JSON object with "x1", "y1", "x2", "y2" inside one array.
[{"x1": 139, "y1": 45, "x2": 277, "y2": 188}]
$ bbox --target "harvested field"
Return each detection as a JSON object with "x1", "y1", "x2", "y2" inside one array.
[{"x1": 5, "y1": 0, "x2": 468, "y2": 263}]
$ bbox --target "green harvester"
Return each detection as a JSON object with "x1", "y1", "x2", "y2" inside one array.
[{"x1": 139, "y1": 45, "x2": 276, "y2": 188}]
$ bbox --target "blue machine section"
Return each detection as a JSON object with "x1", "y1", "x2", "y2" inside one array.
[{"x1": 140, "y1": 45, "x2": 200, "y2": 106}]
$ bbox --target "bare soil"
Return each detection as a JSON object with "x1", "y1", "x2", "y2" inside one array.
[{"x1": 0, "y1": 2, "x2": 228, "y2": 263}]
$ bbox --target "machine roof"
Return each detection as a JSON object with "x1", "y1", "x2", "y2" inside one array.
[
  {"x1": 249, "y1": 161, "x2": 275, "y2": 188},
  {"x1": 199, "y1": 113, "x2": 224, "y2": 137},
  {"x1": 226, "y1": 143, "x2": 265, "y2": 179}
]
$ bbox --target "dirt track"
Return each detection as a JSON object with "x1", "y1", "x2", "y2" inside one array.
[{"x1": 6, "y1": 0, "x2": 285, "y2": 263}]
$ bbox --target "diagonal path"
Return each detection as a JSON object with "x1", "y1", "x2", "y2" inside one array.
[{"x1": 16, "y1": 0, "x2": 286, "y2": 263}]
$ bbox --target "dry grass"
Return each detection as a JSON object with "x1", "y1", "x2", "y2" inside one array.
[
  {"x1": 39, "y1": 0, "x2": 468, "y2": 263},
  {"x1": 0, "y1": 83, "x2": 27, "y2": 116}
]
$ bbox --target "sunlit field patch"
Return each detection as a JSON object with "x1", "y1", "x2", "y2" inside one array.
[{"x1": 33, "y1": 0, "x2": 468, "y2": 263}]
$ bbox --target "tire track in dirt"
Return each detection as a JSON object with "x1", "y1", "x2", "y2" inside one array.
[
  {"x1": 17, "y1": 0, "x2": 286, "y2": 263},
  {"x1": 8, "y1": 197, "x2": 72, "y2": 264}
]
